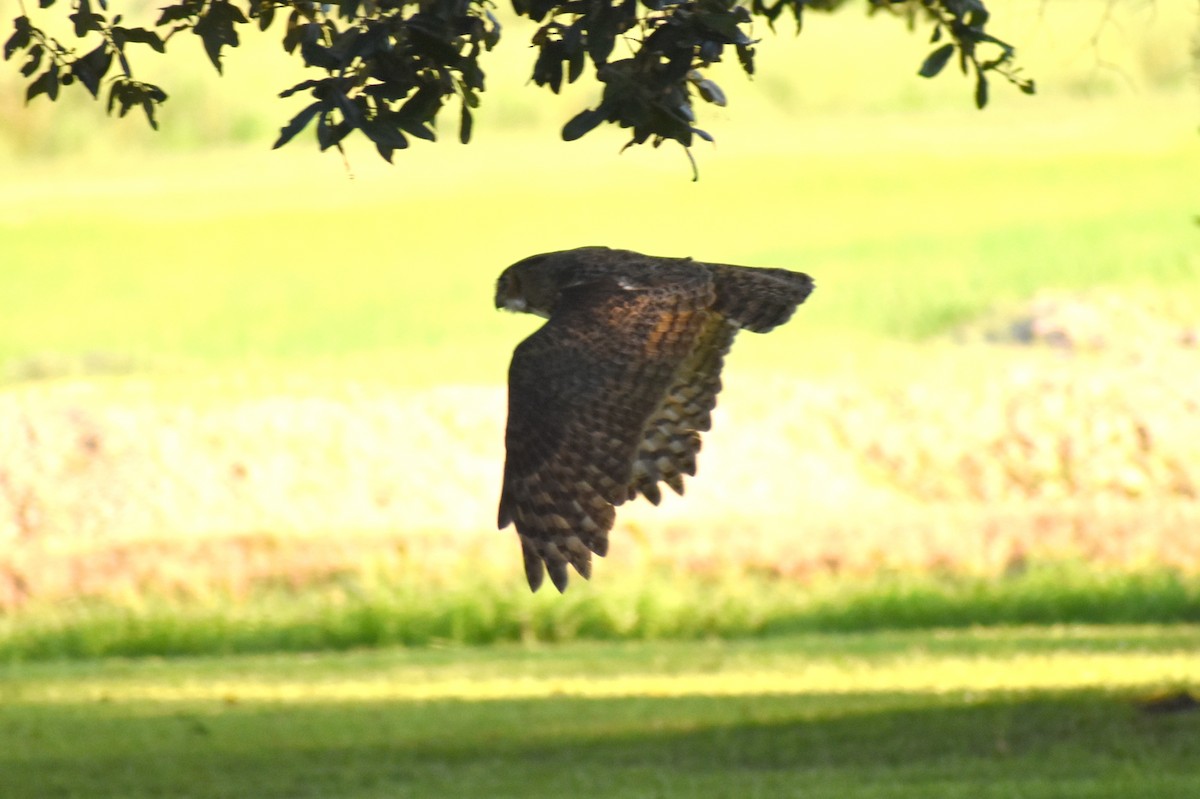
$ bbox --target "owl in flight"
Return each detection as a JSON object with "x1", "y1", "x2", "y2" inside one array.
[{"x1": 496, "y1": 247, "x2": 814, "y2": 592}]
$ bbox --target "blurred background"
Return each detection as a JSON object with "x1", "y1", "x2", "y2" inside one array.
[{"x1": 0, "y1": 0, "x2": 1198, "y2": 651}]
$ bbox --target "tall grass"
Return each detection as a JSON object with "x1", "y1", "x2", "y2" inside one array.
[{"x1": 3, "y1": 564, "x2": 1197, "y2": 662}]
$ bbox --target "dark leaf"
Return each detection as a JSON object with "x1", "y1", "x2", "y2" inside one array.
[
  {"x1": 695, "y1": 10, "x2": 751, "y2": 45},
  {"x1": 974, "y1": 74, "x2": 988, "y2": 109},
  {"x1": 586, "y1": 26, "x2": 614, "y2": 66},
  {"x1": 316, "y1": 113, "x2": 351, "y2": 151},
  {"x1": 26, "y1": 64, "x2": 59, "y2": 102},
  {"x1": 258, "y1": 2, "x2": 275, "y2": 32},
  {"x1": 282, "y1": 14, "x2": 306, "y2": 54},
  {"x1": 397, "y1": 84, "x2": 442, "y2": 128},
  {"x1": 735, "y1": 43, "x2": 755, "y2": 76},
  {"x1": 70, "y1": 0, "x2": 104, "y2": 37},
  {"x1": 561, "y1": 107, "x2": 604, "y2": 141},
  {"x1": 326, "y1": 25, "x2": 363, "y2": 65},
  {"x1": 192, "y1": 0, "x2": 246, "y2": 74},
  {"x1": 967, "y1": 7, "x2": 990, "y2": 28},
  {"x1": 695, "y1": 78, "x2": 725, "y2": 106},
  {"x1": 114, "y1": 27, "x2": 166, "y2": 53},
  {"x1": 361, "y1": 118, "x2": 409, "y2": 149},
  {"x1": 72, "y1": 43, "x2": 112, "y2": 98},
  {"x1": 483, "y1": 9, "x2": 501, "y2": 49},
  {"x1": 567, "y1": 48, "x2": 584, "y2": 83},
  {"x1": 1020, "y1": 79, "x2": 1036, "y2": 95},
  {"x1": 300, "y1": 39, "x2": 338, "y2": 70},
  {"x1": 156, "y1": 3, "x2": 197, "y2": 25},
  {"x1": 459, "y1": 103, "x2": 472, "y2": 145},
  {"x1": 398, "y1": 119, "x2": 436, "y2": 142},
  {"x1": 105, "y1": 78, "x2": 167, "y2": 126},
  {"x1": 141, "y1": 94, "x2": 160, "y2": 129},
  {"x1": 20, "y1": 44, "x2": 43, "y2": 77},
  {"x1": 532, "y1": 44, "x2": 564, "y2": 93},
  {"x1": 273, "y1": 101, "x2": 324, "y2": 149},
  {"x1": 106, "y1": 79, "x2": 123, "y2": 113},
  {"x1": 5, "y1": 16, "x2": 32, "y2": 60},
  {"x1": 224, "y1": 2, "x2": 248, "y2": 23},
  {"x1": 279, "y1": 79, "x2": 324, "y2": 99},
  {"x1": 918, "y1": 43, "x2": 955, "y2": 79}
]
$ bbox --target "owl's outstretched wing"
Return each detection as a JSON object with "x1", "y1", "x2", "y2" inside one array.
[
  {"x1": 627, "y1": 313, "x2": 738, "y2": 505},
  {"x1": 498, "y1": 273, "x2": 714, "y2": 592},
  {"x1": 708, "y1": 263, "x2": 815, "y2": 333},
  {"x1": 624, "y1": 261, "x2": 813, "y2": 505}
]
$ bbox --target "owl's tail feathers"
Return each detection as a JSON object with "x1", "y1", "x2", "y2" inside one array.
[
  {"x1": 519, "y1": 533, "x2": 601, "y2": 593},
  {"x1": 709, "y1": 265, "x2": 815, "y2": 334}
]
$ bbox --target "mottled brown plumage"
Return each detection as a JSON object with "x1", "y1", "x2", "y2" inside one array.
[{"x1": 496, "y1": 246, "x2": 814, "y2": 592}]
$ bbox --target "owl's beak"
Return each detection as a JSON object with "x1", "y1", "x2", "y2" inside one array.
[{"x1": 495, "y1": 272, "x2": 517, "y2": 311}]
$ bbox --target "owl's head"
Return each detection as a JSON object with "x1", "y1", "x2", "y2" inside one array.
[{"x1": 495, "y1": 247, "x2": 615, "y2": 318}]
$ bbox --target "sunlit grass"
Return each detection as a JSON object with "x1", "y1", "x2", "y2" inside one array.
[
  {"x1": 1, "y1": 117, "x2": 1195, "y2": 385},
  {"x1": 3, "y1": 566, "x2": 1197, "y2": 661},
  {"x1": 7, "y1": 625, "x2": 1200, "y2": 704},
  {"x1": 1, "y1": 1, "x2": 1196, "y2": 385},
  {"x1": 1, "y1": 627, "x2": 1197, "y2": 799}
]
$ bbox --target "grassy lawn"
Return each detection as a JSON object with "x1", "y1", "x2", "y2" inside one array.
[
  {"x1": 0, "y1": 9, "x2": 1197, "y2": 795},
  {"x1": 2, "y1": 626, "x2": 1198, "y2": 799},
  {"x1": 2, "y1": 121, "x2": 1195, "y2": 384},
  {"x1": 1, "y1": 2, "x2": 1196, "y2": 385}
]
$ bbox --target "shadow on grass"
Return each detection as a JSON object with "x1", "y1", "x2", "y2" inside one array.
[{"x1": 4, "y1": 688, "x2": 1197, "y2": 799}]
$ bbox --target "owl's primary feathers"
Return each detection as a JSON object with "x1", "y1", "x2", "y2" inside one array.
[{"x1": 496, "y1": 246, "x2": 814, "y2": 592}]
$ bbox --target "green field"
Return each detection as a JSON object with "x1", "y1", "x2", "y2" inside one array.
[
  {"x1": 2, "y1": 626, "x2": 1199, "y2": 799},
  {"x1": 1, "y1": 0, "x2": 1197, "y2": 384},
  {"x1": 1, "y1": 6, "x2": 1198, "y2": 794}
]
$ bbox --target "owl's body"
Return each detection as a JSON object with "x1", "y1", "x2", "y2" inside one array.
[{"x1": 496, "y1": 247, "x2": 814, "y2": 592}]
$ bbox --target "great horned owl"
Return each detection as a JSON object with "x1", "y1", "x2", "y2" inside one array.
[{"x1": 496, "y1": 246, "x2": 814, "y2": 592}]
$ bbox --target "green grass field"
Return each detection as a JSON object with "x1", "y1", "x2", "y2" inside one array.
[
  {"x1": 1, "y1": 0, "x2": 1197, "y2": 384},
  {"x1": 1, "y1": 8, "x2": 1198, "y2": 793},
  {"x1": 2, "y1": 626, "x2": 1198, "y2": 799}
]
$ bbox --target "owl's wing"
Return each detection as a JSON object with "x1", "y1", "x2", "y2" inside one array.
[
  {"x1": 622, "y1": 262, "x2": 815, "y2": 504},
  {"x1": 707, "y1": 263, "x2": 815, "y2": 333},
  {"x1": 627, "y1": 313, "x2": 738, "y2": 505},
  {"x1": 499, "y1": 273, "x2": 714, "y2": 592}
]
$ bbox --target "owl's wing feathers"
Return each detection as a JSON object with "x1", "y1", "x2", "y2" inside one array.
[
  {"x1": 624, "y1": 261, "x2": 814, "y2": 505},
  {"x1": 707, "y1": 263, "x2": 815, "y2": 333},
  {"x1": 628, "y1": 313, "x2": 738, "y2": 505},
  {"x1": 499, "y1": 272, "x2": 716, "y2": 592}
]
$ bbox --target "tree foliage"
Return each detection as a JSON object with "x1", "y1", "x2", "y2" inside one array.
[{"x1": 4, "y1": 0, "x2": 1033, "y2": 164}]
